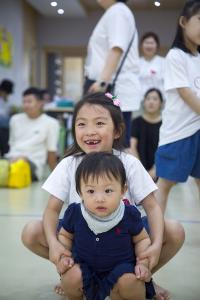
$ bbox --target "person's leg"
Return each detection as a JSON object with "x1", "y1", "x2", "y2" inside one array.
[
  {"x1": 156, "y1": 178, "x2": 176, "y2": 213},
  {"x1": 195, "y1": 178, "x2": 200, "y2": 198},
  {"x1": 0, "y1": 127, "x2": 9, "y2": 156},
  {"x1": 122, "y1": 111, "x2": 132, "y2": 148},
  {"x1": 61, "y1": 264, "x2": 83, "y2": 300},
  {"x1": 111, "y1": 273, "x2": 145, "y2": 300},
  {"x1": 110, "y1": 286, "x2": 123, "y2": 300},
  {"x1": 153, "y1": 218, "x2": 185, "y2": 273},
  {"x1": 22, "y1": 220, "x2": 71, "y2": 296},
  {"x1": 152, "y1": 218, "x2": 185, "y2": 300},
  {"x1": 21, "y1": 220, "x2": 49, "y2": 259}
]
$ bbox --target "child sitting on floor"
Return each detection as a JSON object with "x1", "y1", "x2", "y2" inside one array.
[{"x1": 57, "y1": 152, "x2": 155, "y2": 300}]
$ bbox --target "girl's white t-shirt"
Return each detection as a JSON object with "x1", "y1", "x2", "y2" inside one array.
[
  {"x1": 42, "y1": 150, "x2": 157, "y2": 206},
  {"x1": 139, "y1": 55, "x2": 165, "y2": 99},
  {"x1": 159, "y1": 48, "x2": 200, "y2": 146},
  {"x1": 84, "y1": 3, "x2": 141, "y2": 112}
]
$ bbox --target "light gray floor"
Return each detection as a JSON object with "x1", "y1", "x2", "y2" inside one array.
[{"x1": 0, "y1": 178, "x2": 200, "y2": 300}]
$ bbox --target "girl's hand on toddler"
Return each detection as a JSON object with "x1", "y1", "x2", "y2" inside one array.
[
  {"x1": 56, "y1": 255, "x2": 74, "y2": 275},
  {"x1": 137, "y1": 244, "x2": 161, "y2": 271},
  {"x1": 49, "y1": 239, "x2": 72, "y2": 266},
  {"x1": 135, "y1": 263, "x2": 151, "y2": 282}
]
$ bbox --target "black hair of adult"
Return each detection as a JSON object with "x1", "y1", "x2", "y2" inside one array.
[
  {"x1": 65, "y1": 92, "x2": 125, "y2": 157},
  {"x1": 40, "y1": 88, "x2": 49, "y2": 96},
  {"x1": 172, "y1": 0, "x2": 200, "y2": 53},
  {"x1": 0, "y1": 79, "x2": 14, "y2": 94},
  {"x1": 144, "y1": 88, "x2": 164, "y2": 103},
  {"x1": 75, "y1": 152, "x2": 126, "y2": 195},
  {"x1": 140, "y1": 32, "x2": 160, "y2": 49},
  {"x1": 23, "y1": 87, "x2": 43, "y2": 101}
]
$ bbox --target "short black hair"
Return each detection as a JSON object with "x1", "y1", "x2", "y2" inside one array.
[
  {"x1": 23, "y1": 87, "x2": 43, "y2": 101},
  {"x1": 40, "y1": 89, "x2": 49, "y2": 95},
  {"x1": 116, "y1": 0, "x2": 128, "y2": 3},
  {"x1": 172, "y1": 0, "x2": 200, "y2": 53},
  {"x1": 140, "y1": 32, "x2": 160, "y2": 49},
  {"x1": 75, "y1": 152, "x2": 127, "y2": 195},
  {"x1": 0, "y1": 79, "x2": 14, "y2": 94}
]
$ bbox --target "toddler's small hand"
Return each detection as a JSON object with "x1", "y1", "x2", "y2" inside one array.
[
  {"x1": 135, "y1": 263, "x2": 151, "y2": 282},
  {"x1": 57, "y1": 255, "x2": 74, "y2": 275},
  {"x1": 137, "y1": 244, "x2": 160, "y2": 271}
]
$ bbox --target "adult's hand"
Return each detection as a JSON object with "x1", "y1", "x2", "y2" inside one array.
[{"x1": 88, "y1": 82, "x2": 104, "y2": 93}]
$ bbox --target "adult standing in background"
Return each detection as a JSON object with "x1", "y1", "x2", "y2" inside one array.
[
  {"x1": 0, "y1": 79, "x2": 14, "y2": 156},
  {"x1": 139, "y1": 32, "x2": 165, "y2": 99},
  {"x1": 83, "y1": 0, "x2": 141, "y2": 148}
]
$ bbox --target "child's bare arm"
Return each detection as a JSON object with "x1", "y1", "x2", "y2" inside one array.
[
  {"x1": 178, "y1": 87, "x2": 200, "y2": 115},
  {"x1": 58, "y1": 227, "x2": 73, "y2": 251},
  {"x1": 43, "y1": 195, "x2": 71, "y2": 265},
  {"x1": 57, "y1": 228, "x2": 74, "y2": 274},
  {"x1": 141, "y1": 193, "x2": 164, "y2": 270},
  {"x1": 133, "y1": 228, "x2": 152, "y2": 281},
  {"x1": 133, "y1": 228, "x2": 151, "y2": 268}
]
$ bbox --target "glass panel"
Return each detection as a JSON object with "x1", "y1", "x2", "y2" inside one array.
[{"x1": 63, "y1": 57, "x2": 83, "y2": 101}]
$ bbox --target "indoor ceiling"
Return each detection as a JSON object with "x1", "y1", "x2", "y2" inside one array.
[{"x1": 26, "y1": 0, "x2": 184, "y2": 18}]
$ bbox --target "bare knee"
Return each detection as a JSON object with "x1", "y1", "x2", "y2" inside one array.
[
  {"x1": 117, "y1": 273, "x2": 145, "y2": 300},
  {"x1": 61, "y1": 265, "x2": 83, "y2": 297},
  {"x1": 164, "y1": 219, "x2": 185, "y2": 248},
  {"x1": 21, "y1": 220, "x2": 45, "y2": 248}
]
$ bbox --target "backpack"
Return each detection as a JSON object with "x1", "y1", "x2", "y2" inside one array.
[{"x1": 8, "y1": 159, "x2": 31, "y2": 188}]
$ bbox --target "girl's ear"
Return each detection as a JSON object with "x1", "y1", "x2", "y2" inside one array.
[
  {"x1": 179, "y1": 16, "x2": 186, "y2": 29},
  {"x1": 114, "y1": 123, "x2": 123, "y2": 140},
  {"x1": 122, "y1": 184, "x2": 128, "y2": 195}
]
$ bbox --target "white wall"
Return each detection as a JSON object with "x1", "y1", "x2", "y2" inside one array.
[
  {"x1": 38, "y1": 9, "x2": 180, "y2": 50},
  {"x1": 135, "y1": 10, "x2": 180, "y2": 49},
  {"x1": 37, "y1": 13, "x2": 100, "y2": 47},
  {"x1": 0, "y1": 0, "x2": 24, "y2": 104}
]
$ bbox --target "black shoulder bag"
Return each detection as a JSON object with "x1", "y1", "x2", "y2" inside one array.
[
  {"x1": 83, "y1": 31, "x2": 136, "y2": 96},
  {"x1": 106, "y1": 30, "x2": 136, "y2": 94}
]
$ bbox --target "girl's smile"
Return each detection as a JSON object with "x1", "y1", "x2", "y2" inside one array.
[{"x1": 75, "y1": 104, "x2": 119, "y2": 153}]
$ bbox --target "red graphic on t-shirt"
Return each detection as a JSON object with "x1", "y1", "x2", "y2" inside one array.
[
  {"x1": 115, "y1": 227, "x2": 121, "y2": 235},
  {"x1": 150, "y1": 69, "x2": 156, "y2": 75}
]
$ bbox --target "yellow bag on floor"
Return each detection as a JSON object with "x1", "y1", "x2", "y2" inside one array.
[
  {"x1": 8, "y1": 159, "x2": 31, "y2": 188},
  {"x1": 0, "y1": 159, "x2": 10, "y2": 187}
]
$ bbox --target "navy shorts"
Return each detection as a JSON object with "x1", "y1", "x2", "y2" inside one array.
[{"x1": 155, "y1": 129, "x2": 200, "y2": 182}]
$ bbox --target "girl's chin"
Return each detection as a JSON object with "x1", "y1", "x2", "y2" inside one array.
[{"x1": 84, "y1": 144, "x2": 102, "y2": 152}]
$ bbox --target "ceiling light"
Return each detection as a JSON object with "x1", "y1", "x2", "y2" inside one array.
[
  {"x1": 51, "y1": 1, "x2": 57, "y2": 7},
  {"x1": 154, "y1": 1, "x2": 161, "y2": 7},
  {"x1": 57, "y1": 8, "x2": 64, "y2": 15}
]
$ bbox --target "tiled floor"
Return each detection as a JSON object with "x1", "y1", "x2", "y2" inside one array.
[{"x1": 0, "y1": 177, "x2": 200, "y2": 300}]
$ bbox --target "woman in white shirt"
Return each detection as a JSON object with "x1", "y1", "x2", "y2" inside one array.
[
  {"x1": 83, "y1": 0, "x2": 141, "y2": 148},
  {"x1": 139, "y1": 32, "x2": 165, "y2": 99}
]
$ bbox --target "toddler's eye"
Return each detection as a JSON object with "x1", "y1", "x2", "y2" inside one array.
[
  {"x1": 87, "y1": 189, "x2": 94, "y2": 194},
  {"x1": 105, "y1": 189, "x2": 113, "y2": 193}
]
